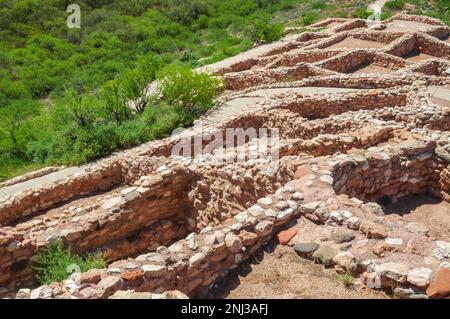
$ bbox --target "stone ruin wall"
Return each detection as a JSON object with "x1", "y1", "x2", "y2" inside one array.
[
  {"x1": 12, "y1": 139, "x2": 449, "y2": 299},
  {"x1": 332, "y1": 140, "x2": 441, "y2": 202},
  {"x1": 0, "y1": 163, "x2": 123, "y2": 226},
  {"x1": 1, "y1": 13, "x2": 450, "y2": 299}
]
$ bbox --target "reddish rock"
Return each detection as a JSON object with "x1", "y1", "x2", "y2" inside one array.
[
  {"x1": 426, "y1": 268, "x2": 450, "y2": 299},
  {"x1": 120, "y1": 270, "x2": 144, "y2": 284},
  {"x1": 405, "y1": 237, "x2": 427, "y2": 256},
  {"x1": 97, "y1": 276, "x2": 124, "y2": 299},
  {"x1": 239, "y1": 230, "x2": 258, "y2": 246},
  {"x1": 79, "y1": 269, "x2": 104, "y2": 284},
  {"x1": 277, "y1": 228, "x2": 298, "y2": 245},
  {"x1": 360, "y1": 222, "x2": 388, "y2": 239},
  {"x1": 372, "y1": 241, "x2": 400, "y2": 257}
]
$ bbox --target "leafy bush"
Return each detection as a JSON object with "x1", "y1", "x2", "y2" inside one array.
[
  {"x1": 385, "y1": 0, "x2": 406, "y2": 11},
  {"x1": 249, "y1": 15, "x2": 285, "y2": 43},
  {"x1": 300, "y1": 11, "x2": 320, "y2": 26},
  {"x1": 34, "y1": 240, "x2": 106, "y2": 285},
  {"x1": 157, "y1": 65, "x2": 223, "y2": 115},
  {"x1": 355, "y1": 7, "x2": 371, "y2": 20}
]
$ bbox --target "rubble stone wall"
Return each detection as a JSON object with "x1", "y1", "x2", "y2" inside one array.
[
  {"x1": 262, "y1": 89, "x2": 408, "y2": 119},
  {"x1": 332, "y1": 19, "x2": 367, "y2": 33},
  {"x1": 383, "y1": 34, "x2": 417, "y2": 57},
  {"x1": 332, "y1": 140, "x2": 439, "y2": 202},
  {"x1": 417, "y1": 33, "x2": 450, "y2": 59},
  {"x1": 0, "y1": 163, "x2": 123, "y2": 226},
  {"x1": 0, "y1": 167, "x2": 193, "y2": 289},
  {"x1": 352, "y1": 31, "x2": 404, "y2": 44},
  {"x1": 314, "y1": 50, "x2": 368, "y2": 73},
  {"x1": 266, "y1": 49, "x2": 341, "y2": 69},
  {"x1": 223, "y1": 64, "x2": 310, "y2": 90}
]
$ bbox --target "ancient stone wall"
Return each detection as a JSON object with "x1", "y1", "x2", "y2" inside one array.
[
  {"x1": 0, "y1": 166, "x2": 193, "y2": 289},
  {"x1": 261, "y1": 88, "x2": 408, "y2": 119},
  {"x1": 352, "y1": 31, "x2": 404, "y2": 43},
  {"x1": 383, "y1": 34, "x2": 417, "y2": 57},
  {"x1": 332, "y1": 19, "x2": 367, "y2": 33},
  {"x1": 0, "y1": 163, "x2": 123, "y2": 226},
  {"x1": 16, "y1": 138, "x2": 450, "y2": 299},
  {"x1": 315, "y1": 50, "x2": 368, "y2": 73},
  {"x1": 223, "y1": 63, "x2": 311, "y2": 90},
  {"x1": 266, "y1": 49, "x2": 341, "y2": 69},
  {"x1": 332, "y1": 140, "x2": 438, "y2": 202},
  {"x1": 417, "y1": 33, "x2": 450, "y2": 59}
]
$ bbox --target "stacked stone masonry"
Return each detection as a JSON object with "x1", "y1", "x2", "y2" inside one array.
[{"x1": 1, "y1": 13, "x2": 450, "y2": 299}]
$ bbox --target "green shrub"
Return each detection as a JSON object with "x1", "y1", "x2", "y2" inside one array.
[
  {"x1": 355, "y1": 7, "x2": 371, "y2": 20},
  {"x1": 249, "y1": 15, "x2": 285, "y2": 43},
  {"x1": 300, "y1": 11, "x2": 320, "y2": 26},
  {"x1": 340, "y1": 270, "x2": 354, "y2": 287},
  {"x1": 385, "y1": 0, "x2": 406, "y2": 11},
  {"x1": 34, "y1": 240, "x2": 106, "y2": 285},
  {"x1": 157, "y1": 65, "x2": 223, "y2": 115}
]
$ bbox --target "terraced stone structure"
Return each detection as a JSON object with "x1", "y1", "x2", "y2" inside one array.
[{"x1": 1, "y1": 13, "x2": 450, "y2": 299}]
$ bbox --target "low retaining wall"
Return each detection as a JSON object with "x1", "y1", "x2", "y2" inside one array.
[
  {"x1": 332, "y1": 140, "x2": 438, "y2": 202},
  {"x1": 0, "y1": 163, "x2": 123, "y2": 226}
]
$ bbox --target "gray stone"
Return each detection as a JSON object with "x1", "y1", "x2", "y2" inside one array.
[
  {"x1": 101, "y1": 197, "x2": 123, "y2": 210},
  {"x1": 255, "y1": 220, "x2": 273, "y2": 237},
  {"x1": 294, "y1": 242, "x2": 320, "y2": 258},
  {"x1": 291, "y1": 192, "x2": 304, "y2": 201},
  {"x1": 331, "y1": 229, "x2": 355, "y2": 243},
  {"x1": 329, "y1": 211, "x2": 344, "y2": 224},
  {"x1": 257, "y1": 197, "x2": 273, "y2": 208},
  {"x1": 362, "y1": 202, "x2": 385, "y2": 216},
  {"x1": 301, "y1": 201, "x2": 321, "y2": 213},
  {"x1": 120, "y1": 187, "x2": 140, "y2": 201},
  {"x1": 188, "y1": 253, "x2": 206, "y2": 267},
  {"x1": 439, "y1": 261, "x2": 450, "y2": 269},
  {"x1": 347, "y1": 216, "x2": 361, "y2": 230},
  {"x1": 224, "y1": 233, "x2": 242, "y2": 253},
  {"x1": 276, "y1": 201, "x2": 289, "y2": 211},
  {"x1": 393, "y1": 287, "x2": 428, "y2": 299},
  {"x1": 405, "y1": 222, "x2": 429, "y2": 235},
  {"x1": 98, "y1": 276, "x2": 124, "y2": 298},
  {"x1": 407, "y1": 268, "x2": 433, "y2": 288},
  {"x1": 314, "y1": 206, "x2": 330, "y2": 223},
  {"x1": 374, "y1": 262, "x2": 409, "y2": 283},
  {"x1": 435, "y1": 147, "x2": 450, "y2": 163},
  {"x1": 312, "y1": 246, "x2": 337, "y2": 266}
]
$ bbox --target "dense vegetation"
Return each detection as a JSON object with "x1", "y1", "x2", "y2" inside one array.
[
  {"x1": 355, "y1": 0, "x2": 449, "y2": 23},
  {"x1": 1, "y1": 0, "x2": 446, "y2": 181},
  {"x1": 34, "y1": 240, "x2": 106, "y2": 284},
  {"x1": 384, "y1": 0, "x2": 449, "y2": 25}
]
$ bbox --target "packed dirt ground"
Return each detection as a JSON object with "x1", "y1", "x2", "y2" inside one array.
[{"x1": 211, "y1": 239, "x2": 388, "y2": 299}]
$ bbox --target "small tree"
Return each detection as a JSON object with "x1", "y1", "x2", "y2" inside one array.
[
  {"x1": 102, "y1": 56, "x2": 161, "y2": 122},
  {"x1": 157, "y1": 64, "x2": 223, "y2": 116},
  {"x1": 249, "y1": 15, "x2": 284, "y2": 43}
]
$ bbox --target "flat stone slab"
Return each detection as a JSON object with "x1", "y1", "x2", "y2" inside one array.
[{"x1": 294, "y1": 242, "x2": 320, "y2": 258}]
